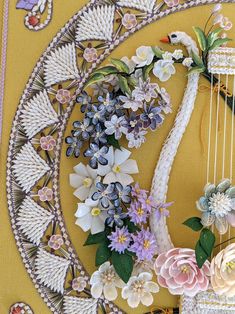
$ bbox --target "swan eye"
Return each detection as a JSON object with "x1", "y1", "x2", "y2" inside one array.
[{"x1": 171, "y1": 34, "x2": 177, "y2": 39}]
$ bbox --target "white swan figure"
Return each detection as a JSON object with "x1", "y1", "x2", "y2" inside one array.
[{"x1": 150, "y1": 32, "x2": 200, "y2": 253}]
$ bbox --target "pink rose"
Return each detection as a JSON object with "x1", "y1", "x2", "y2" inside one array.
[
  {"x1": 48, "y1": 235, "x2": 64, "y2": 250},
  {"x1": 164, "y1": 0, "x2": 179, "y2": 8},
  {"x1": 38, "y1": 187, "x2": 53, "y2": 202},
  {"x1": 122, "y1": 13, "x2": 137, "y2": 30},
  {"x1": 83, "y1": 47, "x2": 98, "y2": 63},
  {"x1": 154, "y1": 248, "x2": 210, "y2": 297},
  {"x1": 40, "y1": 135, "x2": 56, "y2": 151},
  {"x1": 56, "y1": 89, "x2": 71, "y2": 104}
]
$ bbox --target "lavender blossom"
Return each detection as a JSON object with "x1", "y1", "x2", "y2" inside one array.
[
  {"x1": 83, "y1": 143, "x2": 108, "y2": 169},
  {"x1": 128, "y1": 201, "x2": 149, "y2": 225},
  {"x1": 132, "y1": 78, "x2": 158, "y2": 102},
  {"x1": 140, "y1": 103, "x2": 163, "y2": 130},
  {"x1": 154, "y1": 202, "x2": 173, "y2": 221},
  {"x1": 108, "y1": 226, "x2": 131, "y2": 254},
  {"x1": 106, "y1": 207, "x2": 127, "y2": 227}
]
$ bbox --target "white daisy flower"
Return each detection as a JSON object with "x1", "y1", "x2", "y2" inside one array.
[
  {"x1": 97, "y1": 146, "x2": 139, "y2": 186},
  {"x1": 162, "y1": 51, "x2": 173, "y2": 61},
  {"x1": 172, "y1": 49, "x2": 183, "y2": 60},
  {"x1": 70, "y1": 163, "x2": 100, "y2": 201},
  {"x1": 153, "y1": 60, "x2": 176, "y2": 82},
  {"x1": 132, "y1": 46, "x2": 154, "y2": 68},
  {"x1": 90, "y1": 262, "x2": 125, "y2": 301}
]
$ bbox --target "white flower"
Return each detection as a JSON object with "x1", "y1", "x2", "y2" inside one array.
[
  {"x1": 162, "y1": 51, "x2": 173, "y2": 61},
  {"x1": 119, "y1": 95, "x2": 143, "y2": 112},
  {"x1": 182, "y1": 57, "x2": 193, "y2": 68},
  {"x1": 70, "y1": 163, "x2": 100, "y2": 201},
  {"x1": 220, "y1": 16, "x2": 233, "y2": 31},
  {"x1": 121, "y1": 56, "x2": 136, "y2": 73},
  {"x1": 97, "y1": 146, "x2": 139, "y2": 185},
  {"x1": 90, "y1": 262, "x2": 124, "y2": 301},
  {"x1": 75, "y1": 198, "x2": 108, "y2": 234},
  {"x1": 212, "y1": 4, "x2": 222, "y2": 15},
  {"x1": 213, "y1": 14, "x2": 223, "y2": 25},
  {"x1": 153, "y1": 60, "x2": 176, "y2": 82},
  {"x1": 132, "y1": 46, "x2": 154, "y2": 68},
  {"x1": 126, "y1": 130, "x2": 147, "y2": 149},
  {"x1": 122, "y1": 272, "x2": 159, "y2": 308},
  {"x1": 104, "y1": 115, "x2": 127, "y2": 139},
  {"x1": 157, "y1": 86, "x2": 172, "y2": 114},
  {"x1": 172, "y1": 49, "x2": 183, "y2": 60}
]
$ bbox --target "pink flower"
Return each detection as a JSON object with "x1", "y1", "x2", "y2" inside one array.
[
  {"x1": 83, "y1": 47, "x2": 98, "y2": 63},
  {"x1": 154, "y1": 248, "x2": 210, "y2": 297},
  {"x1": 220, "y1": 17, "x2": 233, "y2": 31},
  {"x1": 122, "y1": 13, "x2": 137, "y2": 30},
  {"x1": 38, "y1": 187, "x2": 53, "y2": 202},
  {"x1": 72, "y1": 276, "x2": 87, "y2": 292},
  {"x1": 164, "y1": 0, "x2": 179, "y2": 8},
  {"x1": 56, "y1": 89, "x2": 71, "y2": 104},
  {"x1": 48, "y1": 235, "x2": 64, "y2": 250},
  {"x1": 40, "y1": 135, "x2": 56, "y2": 151}
]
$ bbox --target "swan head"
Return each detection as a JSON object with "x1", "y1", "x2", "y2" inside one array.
[{"x1": 160, "y1": 31, "x2": 199, "y2": 56}]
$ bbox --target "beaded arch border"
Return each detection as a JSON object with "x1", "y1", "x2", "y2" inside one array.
[{"x1": 6, "y1": 0, "x2": 235, "y2": 313}]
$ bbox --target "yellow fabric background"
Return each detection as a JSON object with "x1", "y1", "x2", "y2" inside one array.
[{"x1": 0, "y1": 1, "x2": 235, "y2": 313}]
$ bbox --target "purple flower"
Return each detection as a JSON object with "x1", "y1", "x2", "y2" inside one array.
[
  {"x1": 123, "y1": 113, "x2": 142, "y2": 133},
  {"x1": 73, "y1": 118, "x2": 94, "y2": 140},
  {"x1": 128, "y1": 201, "x2": 149, "y2": 225},
  {"x1": 131, "y1": 183, "x2": 148, "y2": 199},
  {"x1": 132, "y1": 78, "x2": 158, "y2": 102},
  {"x1": 108, "y1": 226, "x2": 131, "y2": 254},
  {"x1": 16, "y1": 0, "x2": 38, "y2": 10},
  {"x1": 76, "y1": 91, "x2": 92, "y2": 113},
  {"x1": 154, "y1": 202, "x2": 173, "y2": 221},
  {"x1": 86, "y1": 105, "x2": 106, "y2": 125},
  {"x1": 109, "y1": 182, "x2": 132, "y2": 207},
  {"x1": 91, "y1": 182, "x2": 113, "y2": 208},
  {"x1": 91, "y1": 123, "x2": 108, "y2": 145},
  {"x1": 140, "y1": 103, "x2": 163, "y2": 130},
  {"x1": 139, "y1": 195, "x2": 157, "y2": 213},
  {"x1": 83, "y1": 143, "x2": 108, "y2": 169},
  {"x1": 129, "y1": 228, "x2": 157, "y2": 261},
  {"x1": 106, "y1": 207, "x2": 127, "y2": 227}
]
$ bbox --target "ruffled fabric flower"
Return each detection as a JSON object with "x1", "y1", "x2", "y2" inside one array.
[
  {"x1": 129, "y1": 228, "x2": 157, "y2": 261},
  {"x1": 155, "y1": 248, "x2": 210, "y2": 297},
  {"x1": 164, "y1": 0, "x2": 179, "y2": 7},
  {"x1": 153, "y1": 60, "x2": 176, "y2": 82},
  {"x1": 108, "y1": 226, "x2": 131, "y2": 253},
  {"x1": 75, "y1": 198, "x2": 108, "y2": 234},
  {"x1": 48, "y1": 235, "x2": 64, "y2": 250},
  {"x1": 97, "y1": 147, "x2": 139, "y2": 186},
  {"x1": 119, "y1": 95, "x2": 143, "y2": 112},
  {"x1": 104, "y1": 115, "x2": 127, "y2": 140},
  {"x1": 56, "y1": 89, "x2": 71, "y2": 104},
  {"x1": 122, "y1": 272, "x2": 159, "y2": 308},
  {"x1": 210, "y1": 243, "x2": 235, "y2": 297},
  {"x1": 40, "y1": 135, "x2": 56, "y2": 151},
  {"x1": 197, "y1": 179, "x2": 235, "y2": 235},
  {"x1": 122, "y1": 13, "x2": 137, "y2": 30},
  {"x1": 83, "y1": 47, "x2": 98, "y2": 63},
  {"x1": 72, "y1": 277, "x2": 87, "y2": 292},
  {"x1": 90, "y1": 262, "x2": 124, "y2": 301},
  {"x1": 132, "y1": 46, "x2": 154, "y2": 68},
  {"x1": 69, "y1": 162, "x2": 100, "y2": 201},
  {"x1": 38, "y1": 187, "x2": 53, "y2": 202}
]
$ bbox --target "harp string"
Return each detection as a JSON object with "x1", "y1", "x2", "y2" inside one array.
[
  {"x1": 213, "y1": 74, "x2": 221, "y2": 185},
  {"x1": 206, "y1": 73, "x2": 214, "y2": 184}
]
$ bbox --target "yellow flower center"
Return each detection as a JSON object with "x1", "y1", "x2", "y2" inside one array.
[
  {"x1": 181, "y1": 265, "x2": 189, "y2": 274},
  {"x1": 226, "y1": 261, "x2": 235, "y2": 273},
  {"x1": 139, "y1": 52, "x2": 147, "y2": 60},
  {"x1": 118, "y1": 235, "x2": 127, "y2": 244},
  {"x1": 143, "y1": 240, "x2": 150, "y2": 249},
  {"x1": 83, "y1": 177, "x2": 92, "y2": 188},
  {"x1": 146, "y1": 199, "x2": 151, "y2": 205},
  {"x1": 113, "y1": 165, "x2": 121, "y2": 173},
  {"x1": 91, "y1": 207, "x2": 101, "y2": 216},
  {"x1": 137, "y1": 207, "x2": 144, "y2": 216}
]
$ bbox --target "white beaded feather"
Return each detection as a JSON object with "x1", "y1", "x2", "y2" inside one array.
[
  {"x1": 117, "y1": 0, "x2": 156, "y2": 12},
  {"x1": 35, "y1": 248, "x2": 70, "y2": 294},
  {"x1": 16, "y1": 196, "x2": 54, "y2": 245},
  {"x1": 63, "y1": 296, "x2": 98, "y2": 314},
  {"x1": 12, "y1": 142, "x2": 50, "y2": 193},
  {"x1": 21, "y1": 90, "x2": 59, "y2": 139},
  {"x1": 76, "y1": 5, "x2": 115, "y2": 42},
  {"x1": 44, "y1": 42, "x2": 80, "y2": 87}
]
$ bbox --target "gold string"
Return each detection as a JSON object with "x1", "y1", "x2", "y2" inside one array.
[
  {"x1": 198, "y1": 82, "x2": 232, "y2": 96},
  {"x1": 150, "y1": 307, "x2": 174, "y2": 314}
]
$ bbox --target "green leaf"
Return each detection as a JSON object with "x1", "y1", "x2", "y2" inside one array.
[
  {"x1": 151, "y1": 46, "x2": 163, "y2": 58},
  {"x1": 195, "y1": 241, "x2": 208, "y2": 268},
  {"x1": 84, "y1": 232, "x2": 106, "y2": 246},
  {"x1": 209, "y1": 38, "x2": 232, "y2": 51},
  {"x1": 207, "y1": 28, "x2": 223, "y2": 47},
  {"x1": 111, "y1": 251, "x2": 133, "y2": 283},
  {"x1": 192, "y1": 51, "x2": 204, "y2": 67},
  {"x1": 118, "y1": 75, "x2": 131, "y2": 96},
  {"x1": 107, "y1": 134, "x2": 121, "y2": 149},
  {"x1": 93, "y1": 66, "x2": 118, "y2": 76},
  {"x1": 188, "y1": 65, "x2": 205, "y2": 75},
  {"x1": 95, "y1": 242, "x2": 111, "y2": 266},
  {"x1": 85, "y1": 73, "x2": 105, "y2": 87},
  {"x1": 183, "y1": 217, "x2": 203, "y2": 231},
  {"x1": 111, "y1": 58, "x2": 130, "y2": 74},
  {"x1": 143, "y1": 63, "x2": 154, "y2": 81},
  {"x1": 124, "y1": 219, "x2": 140, "y2": 233},
  {"x1": 199, "y1": 228, "x2": 215, "y2": 256},
  {"x1": 193, "y1": 27, "x2": 207, "y2": 51}
]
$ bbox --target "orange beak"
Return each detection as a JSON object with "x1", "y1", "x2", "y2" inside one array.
[{"x1": 160, "y1": 36, "x2": 170, "y2": 43}]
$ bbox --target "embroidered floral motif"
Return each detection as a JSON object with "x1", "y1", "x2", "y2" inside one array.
[
  {"x1": 56, "y1": 89, "x2": 71, "y2": 104},
  {"x1": 40, "y1": 135, "x2": 56, "y2": 151},
  {"x1": 122, "y1": 13, "x2": 137, "y2": 30},
  {"x1": 48, "y1": 234, "x2": 64, "y2": 250},
  {"x1": 83, "y1": 47, "x2": 98, "y2": 63},
  {"x1": 38, "y1": 187, "x2": 53, "y2": 202},
  {"x1": 72, "y1": 276, "x2": 87, "y2": 292}
]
